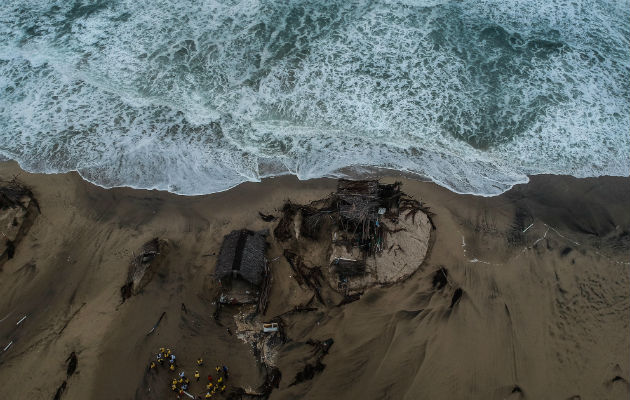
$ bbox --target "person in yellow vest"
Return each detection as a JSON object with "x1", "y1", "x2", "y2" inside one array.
[
  {"x1": 171, "y1": 384, "x2": 177, "y2": 391},
  {"x1": 217, "y1": 376, "x2": 223, "y2": 385},
  {"x1": 172, "y1": 379, "x2": 177, "y2": 386},
  {"x1": 194, "y1": 371, "x2": 200, "y2": 381},
  {"x1": 215, "y1": 366, "x2": 220, "y2": 374},
  {"x1": 197, "y1": 358, "x2": 203, "y2": 366},
  {"x1": 220, "y1": 385, "x2": 226, "y2": 392},
  {"x1": 169, "y1": 363, "x2": 175, "y2": 371},
  {"x1": 166, "y1": 348, "x2": 171, "y2": 356},
  {"x1": 160, "y1": 347, "x2": 165, "y2": 355},
  {"x1": 206, "y1": 382, "x2": 213, "y2": 390},
  {"x1": 178, "y1": 378, "x2": 184, "y2": 384},
  {"x1": 205, "y1": 392, "x2": 212, "y2": 399},
  {"x1": 149, "y1": 361, "x2": 156, "y2": 370}
]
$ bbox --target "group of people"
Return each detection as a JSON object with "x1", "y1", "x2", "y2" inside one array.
[
  {"x1": 202, "y1": 365, "x2": 229, "y2": 398},
  {"x1": 148, "y1": 347, "x2": 229, "y2": 398},
  {"x1": 149, "y1": 347, "x2": 177, "y2": 371}
]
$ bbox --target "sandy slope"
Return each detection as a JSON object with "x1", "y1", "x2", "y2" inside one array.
[{"x1": 0, "y1": 160, "x2": 628, "y2": 400}]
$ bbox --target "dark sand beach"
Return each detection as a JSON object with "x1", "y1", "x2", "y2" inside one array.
[{"x1": 0, "y1": 160, "x2": 628, "y2": 400}]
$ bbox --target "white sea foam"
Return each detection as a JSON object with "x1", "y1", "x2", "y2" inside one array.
[{"x1": 0, "y1": 0, "x2": 628, "y2": 195}]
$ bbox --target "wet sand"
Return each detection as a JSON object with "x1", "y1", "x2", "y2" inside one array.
[{"x1": 0, "y1": 160, "x2": 628, "y2": 400}]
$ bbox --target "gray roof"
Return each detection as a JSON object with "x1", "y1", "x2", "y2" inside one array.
[{"x1": 215, "y1": 229, "x2": 267, "y2": 286}]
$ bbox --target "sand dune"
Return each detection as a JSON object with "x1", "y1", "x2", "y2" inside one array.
[{"x1": 0, "y1": 161, "x2": 627, "y2": 400}]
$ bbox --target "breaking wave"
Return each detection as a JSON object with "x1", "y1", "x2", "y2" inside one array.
[{"x1": 1, "y1": 0, "x2": 628, "y2": 195}]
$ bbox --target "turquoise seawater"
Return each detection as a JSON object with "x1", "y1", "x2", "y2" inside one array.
[{"x1": 1, "y1": 0, "x2": 628, "y2": 194}]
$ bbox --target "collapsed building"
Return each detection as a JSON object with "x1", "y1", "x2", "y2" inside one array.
[
  {"x1": 215, "y1": 229, "x2": 272, "y2": 314},
  {"x1": 121, "y1": 238, "x2": 169, "y2": 301},
  {"x1": 330, "y1": 179, "x2": 432, "y2": 294},
  {"x1": 0, "y1": 180, "x2": 39, "y2": 265},
  {"x1": 273, "y1": 179, "x2": 433, "y2": 296}
]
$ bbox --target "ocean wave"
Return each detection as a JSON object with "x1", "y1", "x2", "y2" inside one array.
[{"x1": 1, "y1": 0, "x2": 628, "y2": 195}]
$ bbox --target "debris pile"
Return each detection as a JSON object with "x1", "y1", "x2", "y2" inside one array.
[
  {"x1": 232, "y1": 306, "x2": 286, "y2": 397},
  {"x1": 0, "y1": 179, "x2": 39, "y2": 265},
  {"x1": 121, "y1": 238, "x2": 169, "y2": 301},
  {"x1": 272, "y1": 179, "x2": 433, "y2": 295},
  {"x1": 234, "y1": 307, "x2": 285, "y2": 369},
  {"x1": 284, "y1": 250, "x2": 325, "y2": 305}
]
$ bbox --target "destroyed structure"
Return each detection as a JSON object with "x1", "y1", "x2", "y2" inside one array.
[
  {"x1": 121, "y1": 238, "x2": 169, "y2": 301},
  {"x1": 215, "y1": 229, "x2": 272, "y2": 314},
  {"x1": 211, "y1": 180, "x2": 432, "y2": 398},
  {"x1": 331, "y1": 180, "x2": 432, "y2": 294},
  {"x1": 274, "y1": 179, "x2": 433, "y2": 296},
  {"x1": 0, "y1": 180, "x2": 39, "y2": 266}
]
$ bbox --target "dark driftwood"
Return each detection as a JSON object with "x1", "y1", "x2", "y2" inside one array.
[
  {"x1": 337, "y1": 293, "x2": 362, "y2": 306},
  {"x1": 261, "y1": 366, "x2": 282, "y2": 396},
  {"x1": 66, "y1": 352, "x2": 77, "y2": 376},
  {"x1": 0, "y1": 179, "x2": 39, "y2": 212},
  {"x1": 258, "y1": 212, "x2": 276, "y2": 222},
  {"x1": 334, "y1": 180, "x2": 403, "y2": 257},
  {"x1": 432, "y1": 267, "x2": 448, "y2": 290},
  {"x1": 257, "y1": 261, "x2": 272, "y2": 315},
  {"x1": 450, "y1": 288, "x2": 463, "y2": 308},
  {"x1": 284, "y1": 251, "x2": 324, "y2": 305},
  {"x1": 53, "y1": 381, "x2": 67, "y2": 400},
  {"x1": 289, "y1": 338, "x2": 334, "y2": 386},
  {"x1": 400, "y1": 197, "x2": 436, "y2": 229},
  {"x1": 146, "y1": 311, "x2": 166, "y2": 336},
  {"x1": 274, "y1": 203, "x2": 298, "y2": 241}
]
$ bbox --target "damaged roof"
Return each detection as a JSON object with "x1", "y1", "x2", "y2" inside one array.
[{"x1": 215, "y1": 229, "x2": 267, "y2": 286}]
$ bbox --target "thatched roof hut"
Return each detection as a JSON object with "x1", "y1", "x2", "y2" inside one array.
[{"x1": 216, "y1": 229, "x2": 267, "y2": 286}]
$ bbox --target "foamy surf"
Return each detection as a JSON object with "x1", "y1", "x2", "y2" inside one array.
[{"x1": 0, "y1": 0, "x2": 628, "y2": 195}]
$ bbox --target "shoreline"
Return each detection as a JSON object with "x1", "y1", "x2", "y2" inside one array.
[
  {"x1": 0, "y1": 160, "x2": 628, "y2": 400},
  {"x1": 4, "y1": 157, "x2": 627, "y2": 199}
]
